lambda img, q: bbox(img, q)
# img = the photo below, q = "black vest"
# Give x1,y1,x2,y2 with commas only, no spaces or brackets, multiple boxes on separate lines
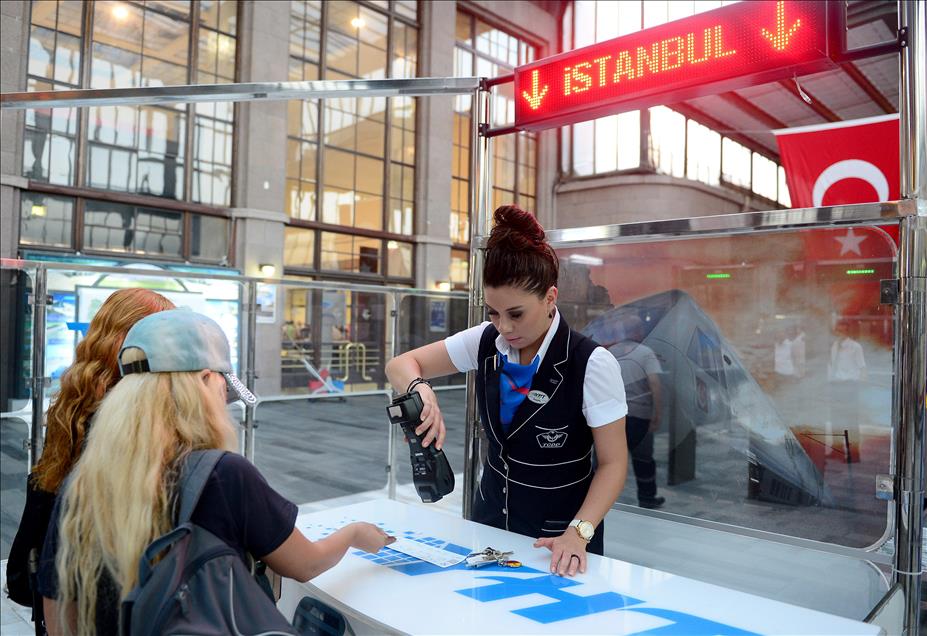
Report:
472,317,604,553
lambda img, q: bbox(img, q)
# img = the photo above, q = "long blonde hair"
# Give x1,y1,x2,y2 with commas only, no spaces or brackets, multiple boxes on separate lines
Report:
36,288,175,493
55,347,237,635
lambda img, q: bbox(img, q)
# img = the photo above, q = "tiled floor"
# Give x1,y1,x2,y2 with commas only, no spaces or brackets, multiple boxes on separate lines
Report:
1,563,34,635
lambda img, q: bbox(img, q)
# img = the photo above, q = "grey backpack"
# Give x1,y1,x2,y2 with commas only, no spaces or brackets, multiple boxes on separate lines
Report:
119,450,298,635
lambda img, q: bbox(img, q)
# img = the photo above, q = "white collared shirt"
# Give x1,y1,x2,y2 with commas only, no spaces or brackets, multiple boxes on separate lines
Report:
444,311,627,427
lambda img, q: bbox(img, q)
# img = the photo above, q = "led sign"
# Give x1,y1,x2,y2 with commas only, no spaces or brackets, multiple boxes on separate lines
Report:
514,1,830,131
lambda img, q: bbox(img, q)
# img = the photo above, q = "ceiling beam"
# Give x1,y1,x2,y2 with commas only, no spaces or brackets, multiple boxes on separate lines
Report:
718,92,787,130
840,62,897,114
670,102,780,162
777,80,841,122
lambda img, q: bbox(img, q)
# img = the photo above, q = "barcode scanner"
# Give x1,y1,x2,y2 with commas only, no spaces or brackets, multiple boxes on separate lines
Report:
386,391,454,503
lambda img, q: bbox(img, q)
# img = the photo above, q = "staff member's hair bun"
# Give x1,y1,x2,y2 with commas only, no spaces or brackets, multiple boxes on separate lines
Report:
484,205,558,296
488,205,546,251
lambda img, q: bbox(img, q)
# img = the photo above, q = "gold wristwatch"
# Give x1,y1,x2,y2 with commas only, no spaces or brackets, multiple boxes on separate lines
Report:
569,519,594,542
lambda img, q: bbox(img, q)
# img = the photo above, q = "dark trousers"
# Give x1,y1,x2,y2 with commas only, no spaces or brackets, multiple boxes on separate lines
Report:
625,416,658,501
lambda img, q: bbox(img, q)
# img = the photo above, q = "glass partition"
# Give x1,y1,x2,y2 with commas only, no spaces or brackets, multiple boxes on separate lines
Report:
397,294,469,387
276,284,395,396
40,266,244,396
555,226,897,548
0,267,36,560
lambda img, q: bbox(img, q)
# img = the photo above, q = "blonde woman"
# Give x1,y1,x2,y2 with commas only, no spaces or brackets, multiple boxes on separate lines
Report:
38,310,393,635
7,288,173,632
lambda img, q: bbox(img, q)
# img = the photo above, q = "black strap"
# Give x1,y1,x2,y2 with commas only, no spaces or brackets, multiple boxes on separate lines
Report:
121,359,150,375
177,450,225,525
406,377,432,394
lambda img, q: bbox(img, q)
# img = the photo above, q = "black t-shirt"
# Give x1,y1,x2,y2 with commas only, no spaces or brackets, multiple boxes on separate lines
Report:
37,453,297,635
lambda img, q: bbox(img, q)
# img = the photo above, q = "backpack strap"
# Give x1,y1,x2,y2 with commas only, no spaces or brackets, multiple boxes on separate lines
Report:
177,449,225,525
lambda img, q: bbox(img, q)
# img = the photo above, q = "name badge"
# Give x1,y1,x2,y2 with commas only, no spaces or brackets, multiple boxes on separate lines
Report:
527,390,549,405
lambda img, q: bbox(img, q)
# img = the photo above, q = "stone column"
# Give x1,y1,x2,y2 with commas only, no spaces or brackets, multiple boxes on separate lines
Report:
232,1,291,396
413,0,456,290
1,1,29,259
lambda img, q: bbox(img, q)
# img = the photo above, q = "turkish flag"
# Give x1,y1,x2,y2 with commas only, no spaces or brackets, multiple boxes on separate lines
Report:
773,114,899,208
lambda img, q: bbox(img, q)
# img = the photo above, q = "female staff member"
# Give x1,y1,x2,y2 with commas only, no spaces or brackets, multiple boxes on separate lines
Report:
39,310,392,634
385,205,628,577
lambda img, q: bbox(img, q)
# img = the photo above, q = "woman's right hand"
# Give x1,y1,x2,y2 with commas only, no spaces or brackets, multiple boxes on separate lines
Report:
413,383,446,450
350,522,395,554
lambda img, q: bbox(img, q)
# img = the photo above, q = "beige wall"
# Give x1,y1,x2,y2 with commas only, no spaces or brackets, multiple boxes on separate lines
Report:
554,174,774,230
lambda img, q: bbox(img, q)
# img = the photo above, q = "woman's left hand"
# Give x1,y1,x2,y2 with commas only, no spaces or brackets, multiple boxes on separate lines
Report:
533,530,588,577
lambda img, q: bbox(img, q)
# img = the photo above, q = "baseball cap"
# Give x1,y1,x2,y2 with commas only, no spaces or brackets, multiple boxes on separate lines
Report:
118,309,257,406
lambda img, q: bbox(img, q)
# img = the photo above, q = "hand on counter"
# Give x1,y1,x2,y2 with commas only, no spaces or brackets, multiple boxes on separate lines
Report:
533,530,588,577
351,522,396,553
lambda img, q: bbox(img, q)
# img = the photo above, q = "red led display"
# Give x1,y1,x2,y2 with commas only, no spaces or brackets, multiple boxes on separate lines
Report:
514,1,830,131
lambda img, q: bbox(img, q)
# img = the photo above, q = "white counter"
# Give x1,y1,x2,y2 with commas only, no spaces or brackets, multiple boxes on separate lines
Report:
278,499,881,635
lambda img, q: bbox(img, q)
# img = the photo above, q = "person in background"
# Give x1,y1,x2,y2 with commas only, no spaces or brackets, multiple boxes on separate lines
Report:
385,205,628,578
828,319,867,462
606,315,665,509
6,288,175,634
38,310,393,635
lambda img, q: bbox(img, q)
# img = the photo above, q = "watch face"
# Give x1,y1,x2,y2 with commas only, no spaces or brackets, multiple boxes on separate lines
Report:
578,521,594,540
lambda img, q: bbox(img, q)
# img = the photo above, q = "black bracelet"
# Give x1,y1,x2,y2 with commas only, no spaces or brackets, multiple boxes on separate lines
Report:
406,377,432,394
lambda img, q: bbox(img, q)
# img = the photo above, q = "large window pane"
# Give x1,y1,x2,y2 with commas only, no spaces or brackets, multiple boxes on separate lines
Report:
752,152,778,201
19,192,73,247
320,232,380,273
722,137,752,188
687,119,720,185
190,214,228,262
83,200,182,257
650,106,686,178
284,226,316,269
386,240,413,278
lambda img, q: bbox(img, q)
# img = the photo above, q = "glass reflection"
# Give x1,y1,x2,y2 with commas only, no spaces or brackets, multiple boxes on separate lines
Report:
558,227,896,547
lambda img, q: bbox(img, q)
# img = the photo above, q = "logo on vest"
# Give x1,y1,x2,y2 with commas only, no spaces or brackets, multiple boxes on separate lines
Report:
536,430,568,449
527,390,549,405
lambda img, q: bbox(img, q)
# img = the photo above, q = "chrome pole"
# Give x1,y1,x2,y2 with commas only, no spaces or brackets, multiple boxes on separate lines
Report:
463,84,492,519
0,77,483,110
243,281,258,461
894,3,926,634
892,215,926,636
28,266,48,470
387,291,400,500
900,0,927,201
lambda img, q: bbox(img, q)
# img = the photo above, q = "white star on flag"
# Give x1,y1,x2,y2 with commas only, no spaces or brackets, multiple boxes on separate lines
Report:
834,228,866,256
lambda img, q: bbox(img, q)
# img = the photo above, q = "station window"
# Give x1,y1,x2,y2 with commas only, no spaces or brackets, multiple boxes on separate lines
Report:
23,0,238,206
19,191,74,248
285,0,418,282
19,190,229,264
453,11,539,248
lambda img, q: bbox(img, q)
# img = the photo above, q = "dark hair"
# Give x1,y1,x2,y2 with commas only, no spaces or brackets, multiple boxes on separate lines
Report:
484,204,558,297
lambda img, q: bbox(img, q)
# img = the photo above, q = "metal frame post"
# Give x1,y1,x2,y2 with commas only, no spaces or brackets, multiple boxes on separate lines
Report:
387,291,401,500
463,84,492,519
243,280,258,461
900,0,927,202
892,214,926,635
29,266,47,470
895,5,927,633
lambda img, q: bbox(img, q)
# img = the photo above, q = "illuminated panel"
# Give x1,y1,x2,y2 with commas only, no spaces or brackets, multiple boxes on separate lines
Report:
514,1,830,131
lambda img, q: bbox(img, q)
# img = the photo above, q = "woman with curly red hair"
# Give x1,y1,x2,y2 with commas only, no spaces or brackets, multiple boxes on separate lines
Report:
386,205,629,578
6,288,174,632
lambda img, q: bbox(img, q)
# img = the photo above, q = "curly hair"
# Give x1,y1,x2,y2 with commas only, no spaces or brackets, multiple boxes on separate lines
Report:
484,204,559,297
34,288,174,493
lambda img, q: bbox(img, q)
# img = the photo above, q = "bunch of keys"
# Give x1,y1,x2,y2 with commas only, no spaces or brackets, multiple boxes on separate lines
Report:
465,547,521,568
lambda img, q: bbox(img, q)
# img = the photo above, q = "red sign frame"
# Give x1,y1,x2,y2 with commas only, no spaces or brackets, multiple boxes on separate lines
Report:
514,1,832,131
